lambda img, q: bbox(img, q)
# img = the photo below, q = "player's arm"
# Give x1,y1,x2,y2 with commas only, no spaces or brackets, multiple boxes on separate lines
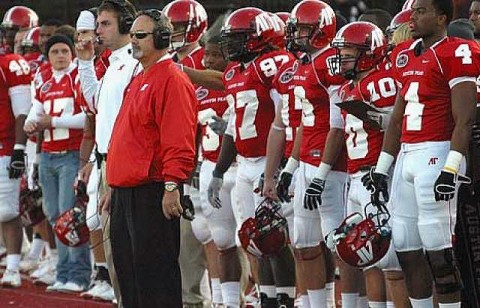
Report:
77,59,100,109
79,114,96,170
182,66,225,91
10,84,31,178
263,93,287,199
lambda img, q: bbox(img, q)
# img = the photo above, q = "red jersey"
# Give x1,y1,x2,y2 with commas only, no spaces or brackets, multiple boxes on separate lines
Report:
0,54,31,156
197,86,229,162
23,52,45,77
223,50,293,157
179,46,205,70
74,49,111,114
339,67,397,174
107,57,197,187
36,68,83,153
273,58,302,157
33,62,52,92
294,47,347,170
393,37,480,143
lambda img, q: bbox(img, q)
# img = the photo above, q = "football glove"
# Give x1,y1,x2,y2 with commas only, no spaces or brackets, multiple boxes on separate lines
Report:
361,167,390,203
276,172,293,203
208,175,223,209
9,149,25,179
434,170,471,202
303,178,325,210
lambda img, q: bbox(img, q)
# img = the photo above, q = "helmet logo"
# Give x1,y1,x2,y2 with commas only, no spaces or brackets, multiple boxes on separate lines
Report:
319,6,335,28
370,28,385,51
255,12,281,36
356,239,374,266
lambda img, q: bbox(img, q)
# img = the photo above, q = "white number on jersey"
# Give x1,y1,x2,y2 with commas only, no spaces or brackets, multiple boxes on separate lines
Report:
259,55,290,78
295,86,315,127
280,92,302,141
9,59,30,76
404,82,424,131
345,114,369,160
455,43,472,65
366,77,396,102
198,108,221,152
228,90,260,140
43,97,75,142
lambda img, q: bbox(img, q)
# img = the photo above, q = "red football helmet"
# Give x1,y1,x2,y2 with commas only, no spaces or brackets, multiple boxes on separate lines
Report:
386,10,413,37
53,181,90,247
21,26,40,48
287,0,336,52
327,202,391,268
220,7,282,62
275,12,290,24
402,0,416,11
1,6,39,30
19,177,45,227
330,21,388,79
269,12,286,49
238,199,289,258
163,0,208,50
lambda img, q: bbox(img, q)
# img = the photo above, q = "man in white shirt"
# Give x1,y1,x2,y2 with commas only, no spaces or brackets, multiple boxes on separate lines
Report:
75,1,138,306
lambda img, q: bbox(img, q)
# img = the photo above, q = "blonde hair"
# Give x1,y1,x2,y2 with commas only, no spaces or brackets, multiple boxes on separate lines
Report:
391,22,412,45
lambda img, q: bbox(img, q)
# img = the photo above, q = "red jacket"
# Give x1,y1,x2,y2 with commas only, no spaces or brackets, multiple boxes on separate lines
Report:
106,57,197,187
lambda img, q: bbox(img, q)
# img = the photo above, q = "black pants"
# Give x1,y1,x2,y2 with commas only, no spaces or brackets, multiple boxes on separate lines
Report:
110,182,182,308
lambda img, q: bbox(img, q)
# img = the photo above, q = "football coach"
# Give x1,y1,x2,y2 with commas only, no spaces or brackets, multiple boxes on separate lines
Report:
106,9,197,308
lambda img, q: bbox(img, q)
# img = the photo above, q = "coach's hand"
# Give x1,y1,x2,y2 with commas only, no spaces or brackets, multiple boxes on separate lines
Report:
304,178,325,210
434,170,471,202
163,190,183,220
9,149,25,179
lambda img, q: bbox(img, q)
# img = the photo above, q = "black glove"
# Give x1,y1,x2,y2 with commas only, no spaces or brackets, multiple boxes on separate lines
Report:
434,170,471,202
276,172,293,203
208,116,228,136
303,178,325,210
182,194,195,221
361,167,390,203
9,149,25,179
472,123,480,147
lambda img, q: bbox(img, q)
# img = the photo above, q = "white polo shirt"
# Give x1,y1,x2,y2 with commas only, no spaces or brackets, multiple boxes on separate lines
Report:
78,43,141,154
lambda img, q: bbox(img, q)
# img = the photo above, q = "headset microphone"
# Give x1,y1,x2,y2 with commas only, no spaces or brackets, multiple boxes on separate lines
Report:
96,37,103,45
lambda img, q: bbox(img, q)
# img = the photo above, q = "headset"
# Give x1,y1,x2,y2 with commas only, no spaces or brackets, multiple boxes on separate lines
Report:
101,0,134,35
141,9,172,50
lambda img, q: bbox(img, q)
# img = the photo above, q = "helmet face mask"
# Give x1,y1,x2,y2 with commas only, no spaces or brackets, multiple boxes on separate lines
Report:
220,30,257,63
238,199,289,258
286,18,314,53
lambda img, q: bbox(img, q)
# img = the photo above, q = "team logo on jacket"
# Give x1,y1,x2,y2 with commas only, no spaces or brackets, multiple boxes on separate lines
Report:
225,68,235,81
196,88,209,101
396,54,408,68
279,62,298,84
40,82,52,93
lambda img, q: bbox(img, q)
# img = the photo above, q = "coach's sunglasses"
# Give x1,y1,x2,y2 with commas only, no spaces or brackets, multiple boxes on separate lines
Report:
129,31,153,39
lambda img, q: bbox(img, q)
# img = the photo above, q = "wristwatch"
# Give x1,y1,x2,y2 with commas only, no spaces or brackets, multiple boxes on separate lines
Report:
164,182,178,192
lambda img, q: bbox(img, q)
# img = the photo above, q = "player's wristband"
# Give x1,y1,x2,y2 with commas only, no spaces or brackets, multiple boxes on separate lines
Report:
271,123,285,131
14,144,26,151
375,152,395,175
443,150,463,173
315,162,332,181
283,157,299,174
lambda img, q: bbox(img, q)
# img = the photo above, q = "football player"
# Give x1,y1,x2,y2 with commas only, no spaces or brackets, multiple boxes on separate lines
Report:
364,0,480,306
320,21,410,308
277,1,347,307
0,6,38,55
0,51,32,287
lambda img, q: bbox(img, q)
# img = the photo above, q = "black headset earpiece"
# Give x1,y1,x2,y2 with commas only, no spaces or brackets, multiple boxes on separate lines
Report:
102,0,134,35
143,9,171,50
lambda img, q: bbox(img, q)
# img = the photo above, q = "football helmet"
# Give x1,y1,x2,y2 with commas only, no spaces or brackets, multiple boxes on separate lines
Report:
53,181,89,247
402,0,416,11
163,0,208,50
275,12,290,24
19,177,45,227
238,199,289,258
269,12,286,49
1,6,39,30
286,0,336,52
386,9,413,37
326,201,391,268
220,7,282,62
330,21,388,80
21,26,40,48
